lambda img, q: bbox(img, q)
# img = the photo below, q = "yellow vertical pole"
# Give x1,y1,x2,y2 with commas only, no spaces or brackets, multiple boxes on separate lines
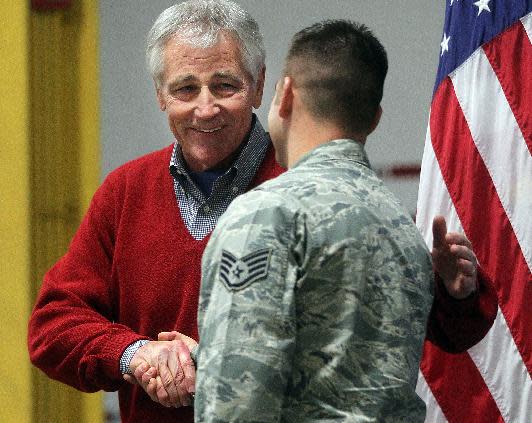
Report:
0,2,32,423
78,2,103,420
0,1,103,422
79,1,102,213
28,1,103,422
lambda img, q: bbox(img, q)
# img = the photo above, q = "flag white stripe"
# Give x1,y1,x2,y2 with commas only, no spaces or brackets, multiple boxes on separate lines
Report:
416,122,463,245
469,308,532,423
450,48,532,271
522,12,532,43
415,370,448,423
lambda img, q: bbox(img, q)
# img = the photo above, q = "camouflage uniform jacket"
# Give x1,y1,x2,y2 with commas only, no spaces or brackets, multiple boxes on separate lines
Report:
195,139,434,422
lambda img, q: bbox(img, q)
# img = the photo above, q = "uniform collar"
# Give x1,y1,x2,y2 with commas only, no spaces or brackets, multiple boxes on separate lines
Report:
291,138,371,170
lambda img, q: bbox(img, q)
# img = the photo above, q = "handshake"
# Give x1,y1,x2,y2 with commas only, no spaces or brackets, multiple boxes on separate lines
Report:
123,331,198,408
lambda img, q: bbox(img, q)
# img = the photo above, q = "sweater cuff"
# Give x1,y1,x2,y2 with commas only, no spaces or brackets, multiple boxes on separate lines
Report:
427,267,497,352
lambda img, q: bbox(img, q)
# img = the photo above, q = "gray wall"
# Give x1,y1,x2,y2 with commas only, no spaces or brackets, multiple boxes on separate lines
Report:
100,0,445,211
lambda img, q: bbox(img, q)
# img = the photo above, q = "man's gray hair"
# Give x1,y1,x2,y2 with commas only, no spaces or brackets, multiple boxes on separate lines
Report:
146,0,265,87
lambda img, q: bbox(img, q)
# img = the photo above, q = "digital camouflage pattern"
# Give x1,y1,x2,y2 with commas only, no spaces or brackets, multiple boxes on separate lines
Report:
195,139,434,422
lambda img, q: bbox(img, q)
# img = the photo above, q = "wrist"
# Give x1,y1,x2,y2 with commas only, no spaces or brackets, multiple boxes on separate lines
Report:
119,339,150,375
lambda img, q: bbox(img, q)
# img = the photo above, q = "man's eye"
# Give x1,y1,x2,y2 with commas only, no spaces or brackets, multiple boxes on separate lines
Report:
214,83,238,91
175,86,196,93
212,83,239,96
170,86,198,100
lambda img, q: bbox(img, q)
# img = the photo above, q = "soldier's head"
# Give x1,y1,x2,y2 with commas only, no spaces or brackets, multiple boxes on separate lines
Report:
147,0,266,171
268,20,387,167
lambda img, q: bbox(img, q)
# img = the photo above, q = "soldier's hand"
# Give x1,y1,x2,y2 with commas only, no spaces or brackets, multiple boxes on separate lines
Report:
158,330,198,351
432,215,478,299
158,331,197,400
151,340,196,406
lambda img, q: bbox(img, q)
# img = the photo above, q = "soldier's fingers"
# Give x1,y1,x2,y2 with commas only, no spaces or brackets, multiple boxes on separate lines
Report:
166,341,186,406
172,358,191,407
176,340,196,395
166,341,191,407
432,216,448,250
153,376,173,407
158,331,178,341
157,346,179,406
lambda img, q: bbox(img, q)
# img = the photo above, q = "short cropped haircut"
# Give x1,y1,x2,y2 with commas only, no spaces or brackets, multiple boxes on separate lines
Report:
285,20,388,134
146,0,265,87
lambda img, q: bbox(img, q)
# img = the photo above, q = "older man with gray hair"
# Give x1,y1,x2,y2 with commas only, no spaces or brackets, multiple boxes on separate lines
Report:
28,1,282,422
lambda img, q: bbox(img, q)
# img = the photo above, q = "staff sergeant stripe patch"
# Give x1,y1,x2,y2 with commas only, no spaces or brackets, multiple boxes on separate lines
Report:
219,248,272,291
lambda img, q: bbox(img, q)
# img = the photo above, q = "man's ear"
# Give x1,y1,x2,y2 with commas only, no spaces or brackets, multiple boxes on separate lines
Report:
278,76,294,119
252,66,266,109
367,105,382,135
156,85,166,111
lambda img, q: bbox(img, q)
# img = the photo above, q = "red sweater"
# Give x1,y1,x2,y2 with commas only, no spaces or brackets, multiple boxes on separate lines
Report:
28,143,284,423
28,142,496,422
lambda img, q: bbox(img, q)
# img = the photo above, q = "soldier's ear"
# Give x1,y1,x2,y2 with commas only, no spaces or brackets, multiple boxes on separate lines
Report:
278,76,293,119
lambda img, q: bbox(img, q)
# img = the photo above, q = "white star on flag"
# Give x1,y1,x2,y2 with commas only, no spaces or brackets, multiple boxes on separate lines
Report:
440,33,451,56
474,0,491,15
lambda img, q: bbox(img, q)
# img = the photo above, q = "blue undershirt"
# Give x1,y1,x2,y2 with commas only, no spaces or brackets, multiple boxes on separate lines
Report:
189,168,227,197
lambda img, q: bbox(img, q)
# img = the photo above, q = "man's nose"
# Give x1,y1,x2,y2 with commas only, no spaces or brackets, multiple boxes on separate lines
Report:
194,87,220,119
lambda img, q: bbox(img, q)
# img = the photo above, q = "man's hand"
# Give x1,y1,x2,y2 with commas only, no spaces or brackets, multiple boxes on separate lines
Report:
122,340,195,408
432,215,478,299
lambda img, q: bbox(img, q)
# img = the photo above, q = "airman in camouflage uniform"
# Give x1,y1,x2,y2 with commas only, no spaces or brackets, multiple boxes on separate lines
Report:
194,20,434,422
195,140,434,422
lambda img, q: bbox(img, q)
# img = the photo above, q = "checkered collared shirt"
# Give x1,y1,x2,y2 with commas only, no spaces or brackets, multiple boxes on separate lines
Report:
169,115,270,240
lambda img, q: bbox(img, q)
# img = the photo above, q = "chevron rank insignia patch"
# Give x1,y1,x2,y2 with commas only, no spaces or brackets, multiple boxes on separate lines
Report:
219,248,272,291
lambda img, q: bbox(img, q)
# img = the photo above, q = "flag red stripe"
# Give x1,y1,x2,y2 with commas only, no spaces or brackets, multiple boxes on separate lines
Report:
420,342,503,423
431,77,532,373
483,21,532,154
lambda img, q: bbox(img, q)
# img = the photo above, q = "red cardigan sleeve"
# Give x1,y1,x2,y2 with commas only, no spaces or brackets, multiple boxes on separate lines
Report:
27,175,148,392
426,268,498,353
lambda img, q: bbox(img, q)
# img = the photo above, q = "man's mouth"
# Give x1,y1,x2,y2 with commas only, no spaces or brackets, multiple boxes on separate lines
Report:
194,127,223,133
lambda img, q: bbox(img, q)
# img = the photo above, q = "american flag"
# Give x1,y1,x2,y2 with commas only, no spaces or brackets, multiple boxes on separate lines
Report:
415,1,532,422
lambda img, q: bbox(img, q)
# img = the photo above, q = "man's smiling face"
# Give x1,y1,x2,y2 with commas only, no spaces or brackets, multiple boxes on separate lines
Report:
157,31,264,171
